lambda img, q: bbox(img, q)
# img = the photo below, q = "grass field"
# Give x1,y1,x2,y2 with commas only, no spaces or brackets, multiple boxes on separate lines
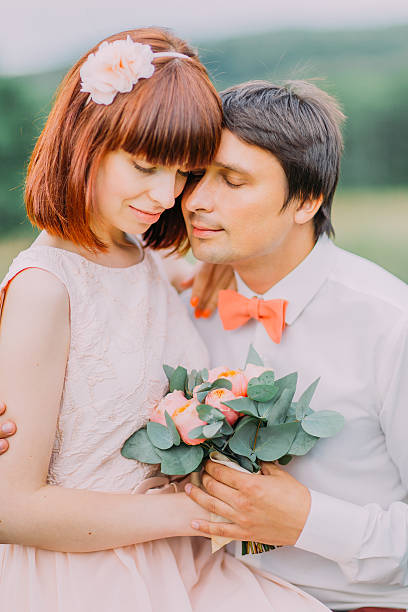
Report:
1,188,407,282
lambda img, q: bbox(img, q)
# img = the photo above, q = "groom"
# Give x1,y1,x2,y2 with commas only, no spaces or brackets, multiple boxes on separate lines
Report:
181,81,408,612
1,80,407,611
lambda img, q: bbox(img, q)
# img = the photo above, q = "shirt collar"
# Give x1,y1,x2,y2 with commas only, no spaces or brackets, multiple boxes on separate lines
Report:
235,235,335,325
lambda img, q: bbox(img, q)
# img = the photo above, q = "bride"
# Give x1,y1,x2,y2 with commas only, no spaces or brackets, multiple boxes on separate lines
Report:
0,27,328,611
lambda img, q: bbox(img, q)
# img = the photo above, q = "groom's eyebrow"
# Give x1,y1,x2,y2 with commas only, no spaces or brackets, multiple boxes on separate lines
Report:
213,160,250,175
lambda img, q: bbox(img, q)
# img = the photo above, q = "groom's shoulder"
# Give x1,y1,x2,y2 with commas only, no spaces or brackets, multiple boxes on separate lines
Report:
329,243,408,315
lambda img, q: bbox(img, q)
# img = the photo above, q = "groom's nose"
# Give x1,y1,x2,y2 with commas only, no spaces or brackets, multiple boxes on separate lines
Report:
182,175,215,214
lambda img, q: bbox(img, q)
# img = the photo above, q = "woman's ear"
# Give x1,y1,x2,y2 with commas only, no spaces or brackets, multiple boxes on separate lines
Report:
294,195,324,225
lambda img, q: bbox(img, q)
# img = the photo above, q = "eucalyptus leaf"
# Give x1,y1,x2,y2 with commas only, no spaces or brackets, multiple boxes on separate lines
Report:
247,380,277,402
121,428,161,463
195,381,214,403
200,368,209,382
221,421,234,435
169,366,188,392
255,421,300,461
146,421,173,450
245,344,264,367
228,419,258,460
277,454,293,465
274,372,298,398
185,369,198,398
302,410,345,438
210,378,233,392
288,426,318,455
236,455,259,472
157,444,204,475
234,415,258,432
163,364,175,383
203,421,224,438
197,404,225,423
188,425,205,439
266,388,294,426
296,378,320,420
222,397,259,418
211,436,228,449
164,411,181,446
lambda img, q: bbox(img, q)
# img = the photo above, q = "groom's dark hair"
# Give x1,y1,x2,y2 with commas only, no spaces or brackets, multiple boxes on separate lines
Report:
220,80,345,238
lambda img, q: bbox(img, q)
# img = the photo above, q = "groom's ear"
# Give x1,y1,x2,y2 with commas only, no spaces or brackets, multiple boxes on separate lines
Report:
293,195,324,226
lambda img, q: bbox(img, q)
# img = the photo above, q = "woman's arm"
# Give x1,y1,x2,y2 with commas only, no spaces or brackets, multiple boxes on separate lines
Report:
0,269,208,553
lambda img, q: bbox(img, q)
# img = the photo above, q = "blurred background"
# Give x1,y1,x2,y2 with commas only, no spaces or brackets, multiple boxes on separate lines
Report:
1,0,407,280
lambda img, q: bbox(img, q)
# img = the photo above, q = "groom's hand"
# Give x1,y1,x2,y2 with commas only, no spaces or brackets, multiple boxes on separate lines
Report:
185,460,311,546
0,402,17,454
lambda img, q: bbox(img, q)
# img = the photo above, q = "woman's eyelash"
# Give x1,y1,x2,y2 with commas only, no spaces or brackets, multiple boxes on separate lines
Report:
133,162,156,174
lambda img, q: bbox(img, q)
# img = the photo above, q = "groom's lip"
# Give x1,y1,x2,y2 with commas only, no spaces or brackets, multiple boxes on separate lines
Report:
191,224,224,238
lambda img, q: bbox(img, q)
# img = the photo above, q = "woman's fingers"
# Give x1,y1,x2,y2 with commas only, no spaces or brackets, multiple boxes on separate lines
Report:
0,402,17,440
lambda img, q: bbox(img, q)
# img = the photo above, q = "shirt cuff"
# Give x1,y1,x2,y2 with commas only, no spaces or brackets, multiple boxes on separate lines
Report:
294,489,368,563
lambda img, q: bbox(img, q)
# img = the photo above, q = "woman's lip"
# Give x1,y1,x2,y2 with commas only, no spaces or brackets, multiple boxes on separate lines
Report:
129,205,162,223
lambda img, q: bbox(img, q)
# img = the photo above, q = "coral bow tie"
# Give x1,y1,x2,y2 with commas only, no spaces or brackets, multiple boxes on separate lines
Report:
218,290,288,344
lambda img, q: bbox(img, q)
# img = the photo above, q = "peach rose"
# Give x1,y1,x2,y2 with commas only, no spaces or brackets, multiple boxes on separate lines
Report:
80,36,155,105
171,398,207,445
150,391,207,445
208,367,248,397
205,388,241,425
150,390,187,427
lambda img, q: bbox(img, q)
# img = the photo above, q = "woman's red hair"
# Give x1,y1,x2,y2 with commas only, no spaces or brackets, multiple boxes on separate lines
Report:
25,28,222,252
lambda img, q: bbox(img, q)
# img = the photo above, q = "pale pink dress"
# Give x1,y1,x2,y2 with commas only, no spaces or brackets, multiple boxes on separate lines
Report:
0,238,329,612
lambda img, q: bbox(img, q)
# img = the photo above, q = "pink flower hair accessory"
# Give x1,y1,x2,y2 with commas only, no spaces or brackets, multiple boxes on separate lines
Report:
80,35,191,105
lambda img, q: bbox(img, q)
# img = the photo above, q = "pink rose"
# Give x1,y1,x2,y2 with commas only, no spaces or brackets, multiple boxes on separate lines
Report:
244,364,270,381
150,390,187,427
205,388,241,425
208,367,248,397
172,399,207,445
150,391,206,445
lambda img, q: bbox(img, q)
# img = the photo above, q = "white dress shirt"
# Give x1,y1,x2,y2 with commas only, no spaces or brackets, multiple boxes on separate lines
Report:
187,236,408,610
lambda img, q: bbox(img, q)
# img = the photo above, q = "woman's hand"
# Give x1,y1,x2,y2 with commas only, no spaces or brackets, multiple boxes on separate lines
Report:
0,402,16,455
188,263,236,319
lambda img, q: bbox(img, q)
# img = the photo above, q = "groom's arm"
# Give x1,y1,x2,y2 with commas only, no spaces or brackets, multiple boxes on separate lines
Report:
187,316,408,587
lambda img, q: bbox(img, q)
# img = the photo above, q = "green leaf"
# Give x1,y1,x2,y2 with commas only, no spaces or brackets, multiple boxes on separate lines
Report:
165,411,181,446
203,421,224,438
288,427,318,455
163,364,175,383
222,397,259,418
221,421,234,435
197,404,224,422
157,444,204,475
121,428,161,463
255,422,300,461
188,425,205,440
169,366,188,392
146,421,173,450
235,455,259,472
296,378,320,420
185,369,198,398
195,381,213,403
247,372,277,402
245,344,264,367
302,410,345,438
210,378,233,392
277,454,293,465
274,372,298,398
211,436,228,449
266,388,294,426
200,368,209,382
228,419,258,460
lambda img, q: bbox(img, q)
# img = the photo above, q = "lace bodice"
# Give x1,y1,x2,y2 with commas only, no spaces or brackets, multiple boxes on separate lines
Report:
0,240,209,492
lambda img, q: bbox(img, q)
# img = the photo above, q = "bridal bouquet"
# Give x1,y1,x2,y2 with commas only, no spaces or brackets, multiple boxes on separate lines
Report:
122,346,344,554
